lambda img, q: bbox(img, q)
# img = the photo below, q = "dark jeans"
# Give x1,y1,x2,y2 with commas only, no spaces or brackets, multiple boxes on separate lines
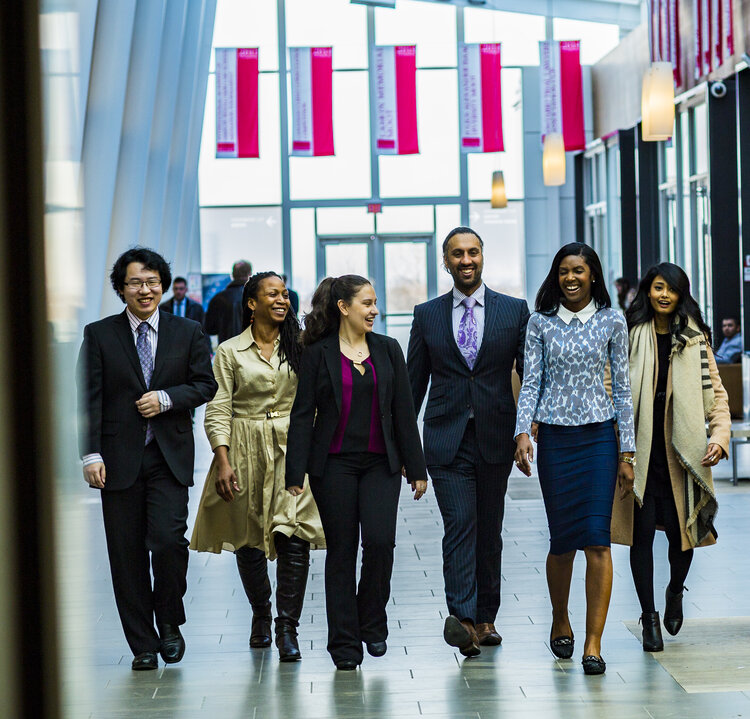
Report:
310,452,401,664
429,420,512,624
101,441,189,655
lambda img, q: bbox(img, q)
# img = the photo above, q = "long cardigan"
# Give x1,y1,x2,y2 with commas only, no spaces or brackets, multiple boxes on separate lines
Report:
611,324,731,550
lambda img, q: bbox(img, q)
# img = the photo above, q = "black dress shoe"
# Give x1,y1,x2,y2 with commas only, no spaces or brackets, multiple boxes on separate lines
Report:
335,660,359,671
132,652,158,671
582,655,606,675
640,611,664,652
157,624,185,664
664,586,686,636
549,633,575,659
366,641,387,657
249,614,272,648
443,616,481,657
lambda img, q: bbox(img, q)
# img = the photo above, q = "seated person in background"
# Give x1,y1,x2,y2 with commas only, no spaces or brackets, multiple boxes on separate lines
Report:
715,316,742,364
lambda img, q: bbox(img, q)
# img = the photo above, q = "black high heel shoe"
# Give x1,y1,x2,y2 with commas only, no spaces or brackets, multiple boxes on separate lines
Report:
664,585,686,636
639,611,664,652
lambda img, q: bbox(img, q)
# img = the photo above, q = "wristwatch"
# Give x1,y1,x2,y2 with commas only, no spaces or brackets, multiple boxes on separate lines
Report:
619,455,636,466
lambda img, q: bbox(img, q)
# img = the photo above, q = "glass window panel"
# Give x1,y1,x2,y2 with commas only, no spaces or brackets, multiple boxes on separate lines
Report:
289,71,371,200
664,138,677,182
325,243,369,277
385,242,428,312
435,204,461,293
468,69,523,200
376,205,433,234
286,0,368,69
375,0,456,68
199,73,281,205
379,70,459,198
290,208,317,312
200,206,283,274
681,110,691,175
316,206,374,235
694,103,708,175
464,9,546,66
469,201,525,298
211,0,278,72
553,18,620,65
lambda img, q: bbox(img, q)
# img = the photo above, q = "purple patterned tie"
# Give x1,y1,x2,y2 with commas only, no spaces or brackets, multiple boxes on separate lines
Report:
136,322,154,445
457,296,478,370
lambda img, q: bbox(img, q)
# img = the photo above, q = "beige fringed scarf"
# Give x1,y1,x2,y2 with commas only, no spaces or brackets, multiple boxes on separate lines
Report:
629,319,718,547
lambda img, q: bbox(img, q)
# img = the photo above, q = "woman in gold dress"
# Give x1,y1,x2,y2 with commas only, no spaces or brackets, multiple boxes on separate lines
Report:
190,272,324,662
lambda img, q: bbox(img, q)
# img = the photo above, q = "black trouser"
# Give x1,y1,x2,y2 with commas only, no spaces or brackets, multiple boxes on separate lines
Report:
428,420,512,624
101,441,189,655
310,452,401,664
630,492,694,613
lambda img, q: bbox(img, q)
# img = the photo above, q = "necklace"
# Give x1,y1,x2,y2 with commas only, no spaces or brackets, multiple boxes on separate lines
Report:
339,334,366,359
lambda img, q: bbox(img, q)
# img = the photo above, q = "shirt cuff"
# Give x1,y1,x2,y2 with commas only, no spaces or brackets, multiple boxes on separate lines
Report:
82,453,103,466
209,434,232,451
158,391,172,412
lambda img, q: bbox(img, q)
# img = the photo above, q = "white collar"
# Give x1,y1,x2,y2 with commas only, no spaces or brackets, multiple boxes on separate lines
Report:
557,299,597,325
452,283,486,308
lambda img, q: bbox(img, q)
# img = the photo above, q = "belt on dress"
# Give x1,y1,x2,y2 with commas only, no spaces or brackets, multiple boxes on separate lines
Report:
232,410,289,420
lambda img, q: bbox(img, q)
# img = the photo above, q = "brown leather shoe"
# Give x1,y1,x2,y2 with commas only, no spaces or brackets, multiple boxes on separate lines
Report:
443,616,481,657
476,622,502,646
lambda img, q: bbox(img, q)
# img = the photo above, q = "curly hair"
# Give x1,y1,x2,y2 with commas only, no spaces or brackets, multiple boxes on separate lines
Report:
301,275,371,346
241,272,302,374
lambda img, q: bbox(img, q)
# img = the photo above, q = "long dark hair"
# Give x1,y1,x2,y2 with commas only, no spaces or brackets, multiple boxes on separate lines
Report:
301,275,371,346
241,272,302,374
625,262,712,349
535,242,611,315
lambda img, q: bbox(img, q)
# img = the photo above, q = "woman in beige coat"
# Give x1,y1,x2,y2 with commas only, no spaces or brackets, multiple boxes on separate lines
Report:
190,272,324,662
612,263,730,652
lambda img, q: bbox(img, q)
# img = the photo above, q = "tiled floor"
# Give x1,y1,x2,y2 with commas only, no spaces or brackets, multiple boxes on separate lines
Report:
57,413,750,718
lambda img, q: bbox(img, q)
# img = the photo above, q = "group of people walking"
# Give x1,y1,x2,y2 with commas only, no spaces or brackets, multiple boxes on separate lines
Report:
77,230,730,677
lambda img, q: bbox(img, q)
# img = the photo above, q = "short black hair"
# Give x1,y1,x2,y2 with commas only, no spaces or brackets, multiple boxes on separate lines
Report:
173,276,187,286
722,316,741,325
110,247,172,302
442,226,483,254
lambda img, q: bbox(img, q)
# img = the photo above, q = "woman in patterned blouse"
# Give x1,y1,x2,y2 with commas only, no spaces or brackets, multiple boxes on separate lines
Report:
514,243,635,676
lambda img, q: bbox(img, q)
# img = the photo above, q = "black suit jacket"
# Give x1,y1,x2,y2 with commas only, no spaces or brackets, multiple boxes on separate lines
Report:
286,332,427,487
161,296,205,323
205,281,245,344
407,287,529,467
77,310,218,490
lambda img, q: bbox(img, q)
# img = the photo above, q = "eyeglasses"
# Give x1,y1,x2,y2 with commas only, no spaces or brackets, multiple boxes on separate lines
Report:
124,278,162,290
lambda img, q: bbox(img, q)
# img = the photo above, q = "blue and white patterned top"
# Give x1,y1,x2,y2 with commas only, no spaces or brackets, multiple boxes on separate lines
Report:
514,304,636,452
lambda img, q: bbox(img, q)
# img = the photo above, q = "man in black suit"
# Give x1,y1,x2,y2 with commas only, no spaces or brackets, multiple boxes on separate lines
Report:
407,227,529,657
205,260,251,344
77,248,217,670
161,276,212,356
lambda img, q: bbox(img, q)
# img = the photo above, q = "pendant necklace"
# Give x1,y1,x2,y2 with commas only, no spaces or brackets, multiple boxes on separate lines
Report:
339,334,365,363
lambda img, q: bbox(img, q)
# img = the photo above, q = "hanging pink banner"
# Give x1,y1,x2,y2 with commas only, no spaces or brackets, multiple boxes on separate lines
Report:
724,0,735,59
702,0,712,73
289,47,334,157
458,43,504,153
215,48,259,158
539,41,585,152
694,0,702,78
712,0,722,69
373,45,419,155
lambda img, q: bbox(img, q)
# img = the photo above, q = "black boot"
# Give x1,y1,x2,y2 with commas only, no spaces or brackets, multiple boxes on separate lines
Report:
236,546,272,648
664,585,686,636
640,611,664,652
274,533,310,662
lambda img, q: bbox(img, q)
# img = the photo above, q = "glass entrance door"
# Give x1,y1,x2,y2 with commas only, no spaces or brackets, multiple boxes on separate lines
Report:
317,233,437,350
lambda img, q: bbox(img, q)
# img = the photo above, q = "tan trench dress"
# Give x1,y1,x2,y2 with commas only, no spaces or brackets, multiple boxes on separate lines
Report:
611,329,730,551
190,327,325,560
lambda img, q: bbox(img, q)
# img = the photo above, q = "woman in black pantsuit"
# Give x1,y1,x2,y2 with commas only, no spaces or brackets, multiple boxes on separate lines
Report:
286,274,428,670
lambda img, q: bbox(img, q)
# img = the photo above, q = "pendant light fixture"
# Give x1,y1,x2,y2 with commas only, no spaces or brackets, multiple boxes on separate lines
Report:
542,133,566,186
490,170,508,208
641,62,674,141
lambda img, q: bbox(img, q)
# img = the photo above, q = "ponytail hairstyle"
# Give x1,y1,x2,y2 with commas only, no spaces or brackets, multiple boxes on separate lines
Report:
625,262,712,350
241,271,302,374
301,274,371,346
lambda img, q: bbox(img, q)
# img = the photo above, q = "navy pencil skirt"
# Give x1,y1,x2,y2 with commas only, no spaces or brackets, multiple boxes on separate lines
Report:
536,419,618,555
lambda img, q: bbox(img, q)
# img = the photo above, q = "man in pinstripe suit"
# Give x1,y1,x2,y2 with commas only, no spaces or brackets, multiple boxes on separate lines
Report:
407,227,529,657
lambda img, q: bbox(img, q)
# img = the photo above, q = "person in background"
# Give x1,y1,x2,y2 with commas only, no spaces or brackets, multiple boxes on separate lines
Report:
77,248,217,671
407,226,529,658
281,274,300,316
514,242,635,676
615,277,637,311
191,272,324,662
714,316,742,364
161,276,211,356
612,263,730,653
286,274,427,671
205,260,252,344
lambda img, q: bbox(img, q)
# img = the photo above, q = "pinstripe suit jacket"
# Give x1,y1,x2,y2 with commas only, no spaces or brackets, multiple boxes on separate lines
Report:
407,287,529,467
